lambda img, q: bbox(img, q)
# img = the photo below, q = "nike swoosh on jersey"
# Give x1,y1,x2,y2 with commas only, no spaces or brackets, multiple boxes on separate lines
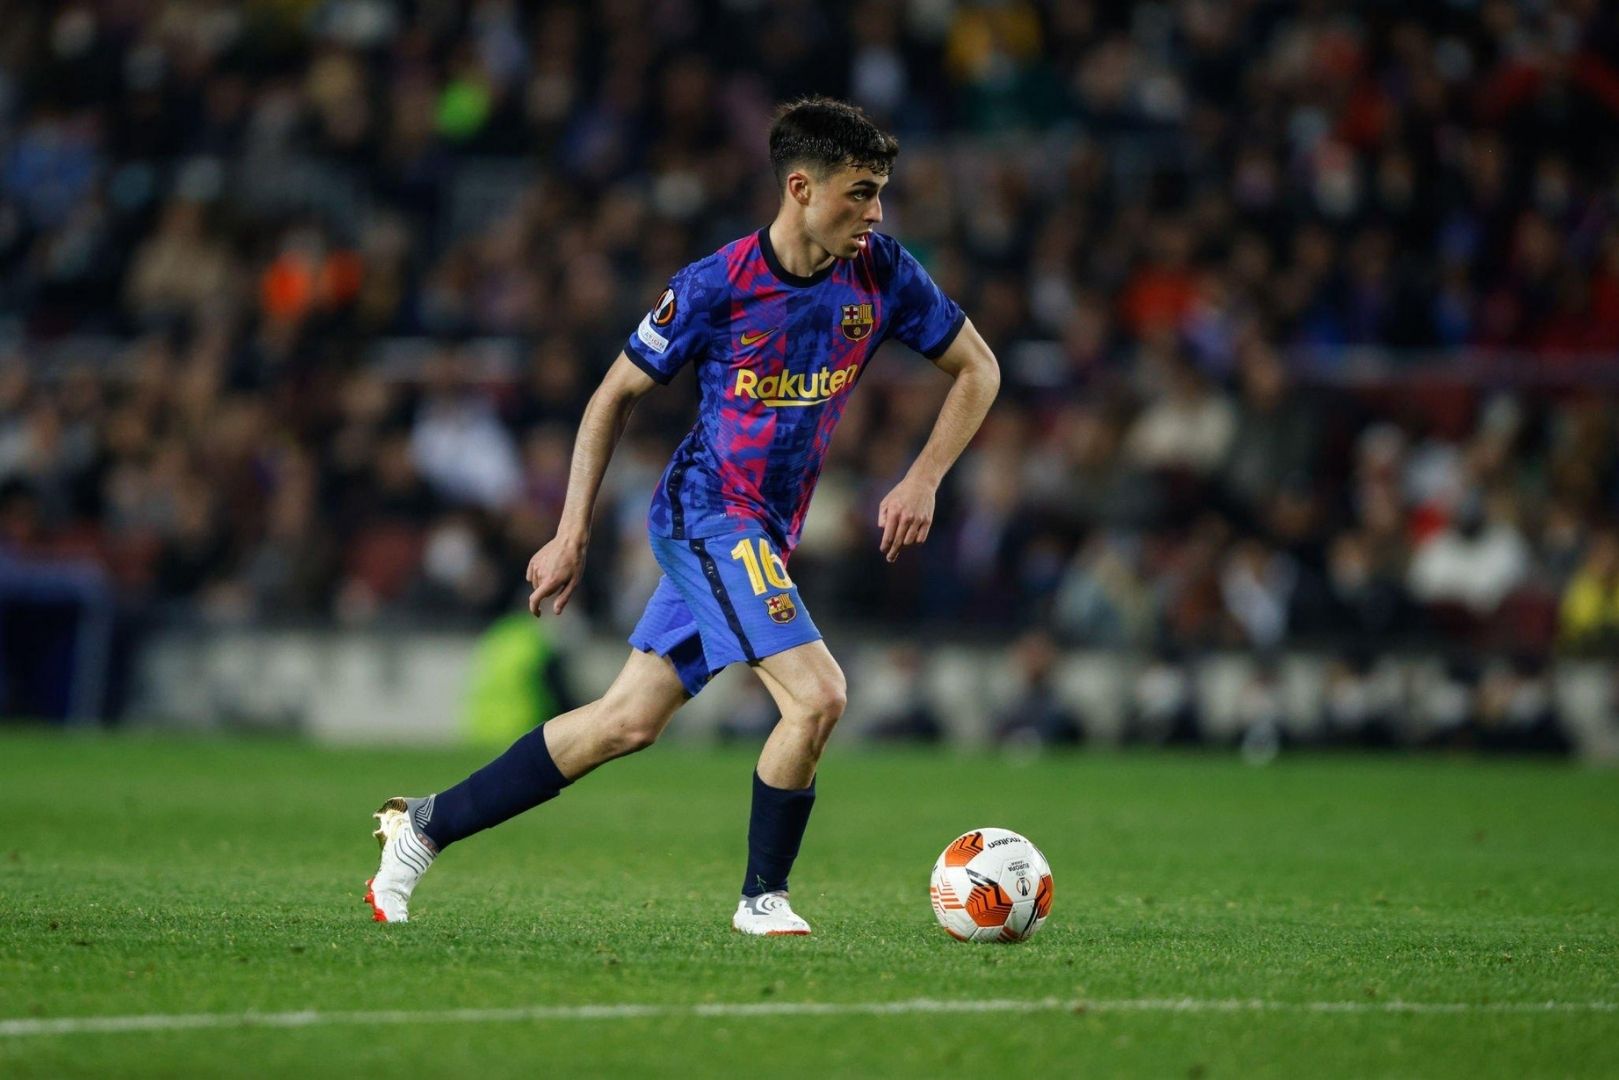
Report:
739,328,778,346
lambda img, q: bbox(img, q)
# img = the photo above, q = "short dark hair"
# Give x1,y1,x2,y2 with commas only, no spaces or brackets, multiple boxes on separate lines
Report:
769,97,899,191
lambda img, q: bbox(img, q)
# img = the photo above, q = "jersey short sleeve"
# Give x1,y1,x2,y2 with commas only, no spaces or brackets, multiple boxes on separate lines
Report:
879,237,966,359
624,260,721,383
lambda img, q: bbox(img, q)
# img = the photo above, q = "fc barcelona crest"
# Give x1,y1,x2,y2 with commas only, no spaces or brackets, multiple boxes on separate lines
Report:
766,593,797,624
840,303,874,341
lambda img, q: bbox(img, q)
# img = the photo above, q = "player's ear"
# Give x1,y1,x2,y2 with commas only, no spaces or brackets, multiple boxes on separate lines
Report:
786,170,813,207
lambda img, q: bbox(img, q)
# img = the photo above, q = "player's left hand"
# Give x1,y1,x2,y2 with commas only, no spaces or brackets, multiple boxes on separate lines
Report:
877,476,936,563
526,534,586,617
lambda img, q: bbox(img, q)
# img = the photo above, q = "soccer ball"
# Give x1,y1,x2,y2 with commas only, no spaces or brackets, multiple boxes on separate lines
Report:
929,828,1053,943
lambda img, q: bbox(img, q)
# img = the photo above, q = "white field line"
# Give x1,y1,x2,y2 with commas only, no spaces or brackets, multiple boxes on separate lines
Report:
2,997,1616,1038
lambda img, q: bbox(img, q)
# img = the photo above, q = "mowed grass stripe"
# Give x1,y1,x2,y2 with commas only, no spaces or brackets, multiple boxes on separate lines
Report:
5,996,1617,1038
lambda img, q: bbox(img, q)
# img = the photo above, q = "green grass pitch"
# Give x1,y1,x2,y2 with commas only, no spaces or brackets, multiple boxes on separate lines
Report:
1,730,1616,1077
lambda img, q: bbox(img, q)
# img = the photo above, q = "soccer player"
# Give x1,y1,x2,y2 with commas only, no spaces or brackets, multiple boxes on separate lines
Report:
365,97,1000,934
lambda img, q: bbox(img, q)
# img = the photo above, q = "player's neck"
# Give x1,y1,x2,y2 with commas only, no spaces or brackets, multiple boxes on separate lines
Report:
766,218,835,280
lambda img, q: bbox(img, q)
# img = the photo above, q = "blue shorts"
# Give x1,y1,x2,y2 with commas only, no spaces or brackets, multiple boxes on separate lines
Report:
628,531,823,697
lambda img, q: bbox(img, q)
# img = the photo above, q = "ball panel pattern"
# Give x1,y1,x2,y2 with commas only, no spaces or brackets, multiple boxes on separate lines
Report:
943,831,984,867
964,876,1014,928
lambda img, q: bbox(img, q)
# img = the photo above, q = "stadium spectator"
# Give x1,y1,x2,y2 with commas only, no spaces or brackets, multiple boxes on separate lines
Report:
1125,647,1200,746
864,644,946,745
1220,343,1318,523
1325,529,1414,649
409,352,522,511
993,631,1083,748
1560,530,1619,654
1407,489,1532,625
1220,538,1297,651
1122,359,1235,478
1052,531,1154,648
124,200,242,329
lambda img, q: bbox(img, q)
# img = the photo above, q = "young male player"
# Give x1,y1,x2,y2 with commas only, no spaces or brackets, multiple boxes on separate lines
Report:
365,97,1000,934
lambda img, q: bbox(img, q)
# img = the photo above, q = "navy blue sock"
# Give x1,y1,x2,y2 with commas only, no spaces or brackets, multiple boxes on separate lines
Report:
416,725,571,851
741,771,816,897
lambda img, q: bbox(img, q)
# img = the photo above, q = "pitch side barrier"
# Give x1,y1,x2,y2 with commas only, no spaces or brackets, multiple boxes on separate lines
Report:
118,626,1617,757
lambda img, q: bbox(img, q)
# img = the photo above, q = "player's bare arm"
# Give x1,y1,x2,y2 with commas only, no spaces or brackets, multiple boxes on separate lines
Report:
527,352,659,616
877,318,1000,562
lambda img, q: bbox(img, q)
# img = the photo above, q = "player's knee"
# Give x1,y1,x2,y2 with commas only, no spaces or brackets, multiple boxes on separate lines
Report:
800,672,847,734
595,702,666,757
618,720,662,755
821,680,848,725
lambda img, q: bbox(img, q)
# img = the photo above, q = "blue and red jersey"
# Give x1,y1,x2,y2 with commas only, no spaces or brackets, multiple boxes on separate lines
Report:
623,228,964,555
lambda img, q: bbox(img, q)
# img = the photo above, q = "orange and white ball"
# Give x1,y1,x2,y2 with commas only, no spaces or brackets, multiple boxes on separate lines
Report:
929,828,1053,943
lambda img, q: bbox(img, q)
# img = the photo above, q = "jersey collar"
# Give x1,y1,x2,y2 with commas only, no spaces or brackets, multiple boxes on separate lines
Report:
757,228,837,288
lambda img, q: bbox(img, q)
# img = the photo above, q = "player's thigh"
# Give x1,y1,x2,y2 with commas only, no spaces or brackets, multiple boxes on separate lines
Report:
753,639,847,720
598,647,691,735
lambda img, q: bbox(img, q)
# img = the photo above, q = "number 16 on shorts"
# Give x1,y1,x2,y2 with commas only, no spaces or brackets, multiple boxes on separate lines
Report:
646,531,823,666
729,537,792,595
731,537,799,626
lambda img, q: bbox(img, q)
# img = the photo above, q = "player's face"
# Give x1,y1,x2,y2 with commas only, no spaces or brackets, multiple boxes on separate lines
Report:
805,166,887,259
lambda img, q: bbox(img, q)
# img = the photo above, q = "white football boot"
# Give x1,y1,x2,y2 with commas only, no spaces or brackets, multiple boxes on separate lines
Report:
731,891,812,936
364,796,438,923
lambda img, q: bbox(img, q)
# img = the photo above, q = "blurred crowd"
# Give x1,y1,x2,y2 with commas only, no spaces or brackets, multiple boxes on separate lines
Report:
2,0,1618,678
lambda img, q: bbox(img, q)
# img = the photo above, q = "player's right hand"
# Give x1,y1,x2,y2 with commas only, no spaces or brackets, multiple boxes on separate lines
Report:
526,535,586,617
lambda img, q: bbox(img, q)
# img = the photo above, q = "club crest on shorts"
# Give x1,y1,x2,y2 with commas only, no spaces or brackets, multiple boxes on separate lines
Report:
766,593,797,624
840,303,874,341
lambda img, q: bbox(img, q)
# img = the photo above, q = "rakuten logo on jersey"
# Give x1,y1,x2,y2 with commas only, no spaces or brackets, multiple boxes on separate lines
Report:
732,364,860,408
